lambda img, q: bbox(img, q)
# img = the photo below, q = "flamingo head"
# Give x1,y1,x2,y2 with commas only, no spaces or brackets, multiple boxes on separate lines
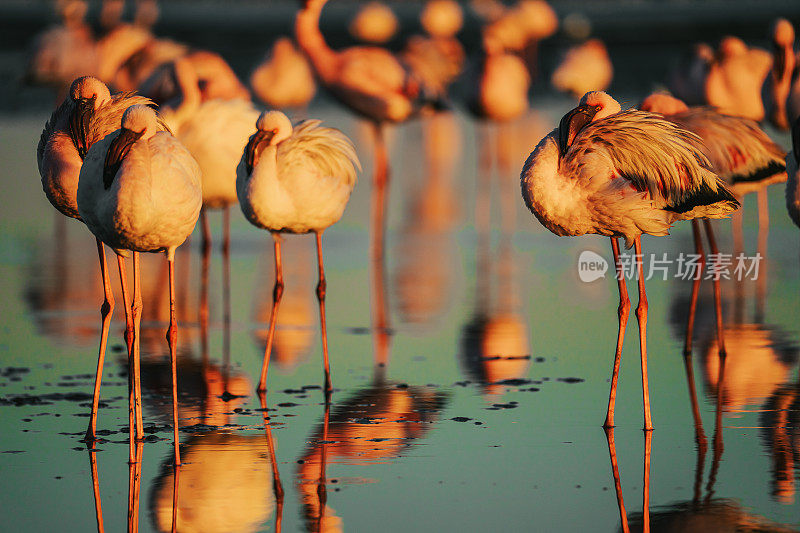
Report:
558,91,620,155
771,19,795,80
102,105,157,190
245,111,293,174
68,76,111,159
639,93,689,116
717,36,747,59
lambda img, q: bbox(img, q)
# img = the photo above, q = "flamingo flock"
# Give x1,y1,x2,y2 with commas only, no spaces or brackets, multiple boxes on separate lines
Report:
29,0,800,506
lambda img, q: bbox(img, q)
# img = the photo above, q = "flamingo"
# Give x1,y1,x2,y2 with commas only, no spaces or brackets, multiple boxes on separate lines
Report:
551,38,613,98
639,92,786,354
669,43,714,106
249,37,317,112
766,19,796,131
421,0,463,39
348,2,399,45
236,110,360,395
789,117,800,229
520,91,740,430
77,104,202,465
37,76,166,443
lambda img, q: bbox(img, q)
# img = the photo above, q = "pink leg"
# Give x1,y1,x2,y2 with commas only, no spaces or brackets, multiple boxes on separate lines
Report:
683,220,706,355
116,256,135,463
702,220,726,357
604,238,630,428
88,449,105,533
85,238,116,442
315,231,332,396
259,392,284,531
222,206,232,380
131,253,143,441
166,255,181,466
257,234,284,393
643,429,652,532
634,237,653,431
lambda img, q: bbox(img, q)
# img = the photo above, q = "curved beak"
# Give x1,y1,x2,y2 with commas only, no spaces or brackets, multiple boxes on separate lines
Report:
103,128,144,189
245,129,276,175
558,104,599,156
69,96,96,160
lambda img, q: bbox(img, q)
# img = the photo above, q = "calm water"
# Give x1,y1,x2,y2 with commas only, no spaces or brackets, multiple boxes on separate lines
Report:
2,13,800,533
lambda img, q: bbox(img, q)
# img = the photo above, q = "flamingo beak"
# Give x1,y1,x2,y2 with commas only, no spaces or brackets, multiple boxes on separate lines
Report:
69,95,96,160
245,129,276,175
103,128,144,190
558,104,599,156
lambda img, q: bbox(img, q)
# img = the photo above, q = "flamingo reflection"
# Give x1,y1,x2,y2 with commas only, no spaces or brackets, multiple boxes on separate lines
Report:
760,378,800,504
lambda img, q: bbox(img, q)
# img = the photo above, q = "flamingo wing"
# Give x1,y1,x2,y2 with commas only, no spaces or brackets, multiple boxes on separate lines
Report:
565,109,738,214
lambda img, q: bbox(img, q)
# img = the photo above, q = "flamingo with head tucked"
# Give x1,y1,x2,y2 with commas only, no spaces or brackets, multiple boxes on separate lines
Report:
520,91,740,430
640,92,786,355
77,104,202,465
236,110,360,395
37,76,165,443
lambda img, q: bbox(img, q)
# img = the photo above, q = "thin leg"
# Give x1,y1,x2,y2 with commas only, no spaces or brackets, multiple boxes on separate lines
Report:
127,441,144,533
131,253,143,441
756,188,769,323
200,207,211,255
634,237,653,431
604,428,629,533
475,123,492,236
170,465,181,533
682,350,708,503
643,430,652,533
117,256,135,463
731,206,744,257
88,449,105,533
85,239,116,443
315,231,333,396
222,206,232,387
604,238,630,428
257,234,284,393
684,220,706,355
317,400,331,533
166,255,181,466
199,233,211,365
705,351,726,501
702,220,726,357
370,122,390,266
497,122,517,235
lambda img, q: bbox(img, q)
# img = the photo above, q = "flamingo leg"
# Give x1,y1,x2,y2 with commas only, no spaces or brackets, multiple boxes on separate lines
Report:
702,220,726,357
634,236,653,431
85,238,116,443
604,237,630,428
755,188,769,323
315,231,332,396
88,449,105,533
705,350,726,501
683,348,708,503
131,252,144,441
199,231,211,366
170,464,181,533
370,125,390,368
257,234,284,393
683,220,706,355
317,400,331,532
222,206,232,388
604,428,629,533
166,254,182,466
116,255,135,463
127,441,144,533
200,207,211,255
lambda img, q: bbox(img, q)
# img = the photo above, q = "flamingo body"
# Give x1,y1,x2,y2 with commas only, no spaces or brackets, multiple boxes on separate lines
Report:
250,37,316,110
77,106,201,259
521,92,739,247
551,39,613,97
236,112,360,234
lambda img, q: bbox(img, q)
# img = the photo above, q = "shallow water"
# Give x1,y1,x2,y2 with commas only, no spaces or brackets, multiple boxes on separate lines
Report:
2,11,800,531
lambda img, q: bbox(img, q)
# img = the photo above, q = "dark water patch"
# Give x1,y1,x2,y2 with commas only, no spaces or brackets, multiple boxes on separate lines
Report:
2,450,25,454
487,402,518,410
495,378,532,386
220,391,246,401
451,417,472,422
0,391,93,406
1,367,30,378
277,402,299,408
557,378,585,384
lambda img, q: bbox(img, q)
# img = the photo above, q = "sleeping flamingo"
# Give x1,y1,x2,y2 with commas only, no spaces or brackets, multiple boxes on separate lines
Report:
520,91,740,430
37,76,165,443
236,110,360,395
639,92,786,354
77,104,202,465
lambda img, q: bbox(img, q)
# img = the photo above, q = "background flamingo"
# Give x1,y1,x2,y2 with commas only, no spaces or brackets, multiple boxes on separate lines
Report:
348,2,398,45
789,117,800,229
551,38,613,97
249,37,317,112
521,91,740,430
77,104,202,465
236,110,359,395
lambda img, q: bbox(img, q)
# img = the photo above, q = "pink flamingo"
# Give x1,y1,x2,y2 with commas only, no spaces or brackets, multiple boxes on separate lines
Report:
37,76,164,443
551,38,613,98
640,92,786,354
249,37,317,112
520,91,740,430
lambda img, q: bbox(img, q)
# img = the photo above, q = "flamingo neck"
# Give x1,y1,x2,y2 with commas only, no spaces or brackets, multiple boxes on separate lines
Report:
170,59,202,127
295,0,338,81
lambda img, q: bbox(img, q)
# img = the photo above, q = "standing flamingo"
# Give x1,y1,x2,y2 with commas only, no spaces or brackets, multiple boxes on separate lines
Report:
520,91,740,429
249,37,316,112
236,110,360,395
77,104,202,465
639,92,786,354
551,38,613,97
348,2,399,45
766,19,796,131
37,76,165,443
